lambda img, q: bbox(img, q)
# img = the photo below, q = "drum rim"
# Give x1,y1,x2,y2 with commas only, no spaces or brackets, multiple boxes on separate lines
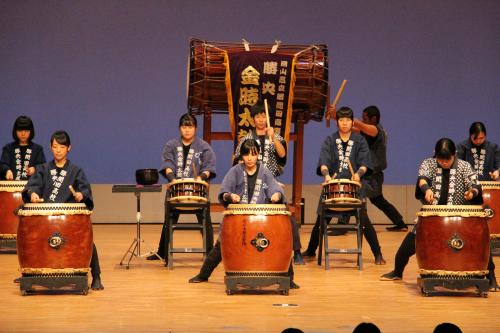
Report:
167,178,209,188
0,180,28,192
480,181,500,189
169,196,208,202
322,179,361,186
17,203,92,216
417,205,487,217
224,204,290,216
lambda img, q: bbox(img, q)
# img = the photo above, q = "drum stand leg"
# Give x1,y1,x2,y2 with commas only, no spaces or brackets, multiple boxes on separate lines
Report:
0,238,17,254
20,274,89,295
119,192,161,269
417,276,490,297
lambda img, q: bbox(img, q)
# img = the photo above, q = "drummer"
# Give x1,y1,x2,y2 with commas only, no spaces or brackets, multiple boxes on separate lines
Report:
22,130,104,290
147,113,216,262
456,122,499,181
301,107,386,265
234,102,304,265
380,138,498,291
1,116,46,180
188,138,299,289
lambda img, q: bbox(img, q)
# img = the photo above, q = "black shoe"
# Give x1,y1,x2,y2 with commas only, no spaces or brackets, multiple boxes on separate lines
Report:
386,224,408,232
290,281,300,289
91,276,104,290
146,253,163,260
380,270,402,281
489,271,499,292
327,229,348,236
189,274,208,283
13,277,21,283
375,253,386,265
301,250,316,258
293,250,305,265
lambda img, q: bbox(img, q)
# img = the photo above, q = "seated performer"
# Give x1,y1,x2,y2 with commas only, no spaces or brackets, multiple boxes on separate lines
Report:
148,113,216,262
234,102,304,265
22,130,104,290
380,138,498,291
456,121,499,181
188,138,299,289
301,107,386,265
1,116,46,180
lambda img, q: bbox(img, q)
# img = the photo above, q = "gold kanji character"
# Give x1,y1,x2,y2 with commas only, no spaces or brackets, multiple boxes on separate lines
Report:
238,107,255,127
263,61,278,75
280,68,287,75
278,84,285,92
277,93,284,101
238,129,249,141
262,81,276,95
239,87,260,106
276,102,284,110
280,60,288,67
241,66,260,85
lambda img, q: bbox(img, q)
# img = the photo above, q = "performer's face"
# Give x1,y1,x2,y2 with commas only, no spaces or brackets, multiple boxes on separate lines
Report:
180,125,196,142
253,113,267,130
51,140,70,163
470,132,486,147
437,155,454,169
242,151,258,169
337,117,353,134
16,130,30,145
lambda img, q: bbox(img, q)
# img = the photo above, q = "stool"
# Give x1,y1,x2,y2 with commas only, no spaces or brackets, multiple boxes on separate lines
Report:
165,200,211,270
317,200,365,270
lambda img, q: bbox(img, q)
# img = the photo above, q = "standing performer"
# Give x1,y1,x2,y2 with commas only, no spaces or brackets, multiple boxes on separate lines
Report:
234,102,304,265
1,116,46,180
148,113,216,262
380,138,498,291
22,130,104,290
456,121,499,181
301,107,386,264
188,139,299,289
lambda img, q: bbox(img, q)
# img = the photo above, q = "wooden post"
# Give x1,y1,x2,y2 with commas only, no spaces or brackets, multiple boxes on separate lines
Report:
292,111,305,224
203,106,212,144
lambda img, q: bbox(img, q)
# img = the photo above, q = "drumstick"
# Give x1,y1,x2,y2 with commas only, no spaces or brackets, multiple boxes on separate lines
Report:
345,158,355,178
327,80,348,127
69,185,77,198
264,99,273,141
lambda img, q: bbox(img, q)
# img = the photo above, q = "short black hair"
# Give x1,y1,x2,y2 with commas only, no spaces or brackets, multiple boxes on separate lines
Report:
250,101,266,118
434,138,456,159
336,106,353,120
12,116,35,143
178,113,197,128
50,130,71,147
363,105,380,124
353,322,381,333
433,323,462,333
469,121,486,139
240,138,260,156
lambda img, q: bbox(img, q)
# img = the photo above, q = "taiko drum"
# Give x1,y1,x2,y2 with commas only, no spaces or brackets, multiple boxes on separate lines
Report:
0,181,27,240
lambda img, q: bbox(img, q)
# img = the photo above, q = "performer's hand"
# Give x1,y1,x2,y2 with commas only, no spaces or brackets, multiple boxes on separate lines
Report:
424,189,434,204
270,192,281,203
490,170,499,181
230,193,240,203
464,188,477,201
31,192,43,203
324,175,332,183
74,192,84,202
327,104,337,120
5,170,14,180
266,127,274,139
27,166,36,176
352,173,361,182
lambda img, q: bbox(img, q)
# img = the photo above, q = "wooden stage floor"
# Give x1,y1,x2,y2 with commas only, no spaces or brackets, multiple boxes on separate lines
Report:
0,224,498,333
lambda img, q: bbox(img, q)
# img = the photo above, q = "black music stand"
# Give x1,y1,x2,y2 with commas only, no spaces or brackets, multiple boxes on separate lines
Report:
112,184,162,269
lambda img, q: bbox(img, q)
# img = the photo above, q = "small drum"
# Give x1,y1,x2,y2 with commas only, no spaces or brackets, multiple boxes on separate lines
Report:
16,203,93,276
322,179,361,210
167,178,208,208
481,181,500,240
416,205,490,279
221,204,292,275
0,180,27,240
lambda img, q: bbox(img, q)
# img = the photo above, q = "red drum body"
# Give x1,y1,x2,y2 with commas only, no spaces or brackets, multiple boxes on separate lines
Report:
0,181,27,240
167,178,208,209
16,203,93,275
221,204,292,275
481,181,500,239
416,205,490,278
322,179,361,210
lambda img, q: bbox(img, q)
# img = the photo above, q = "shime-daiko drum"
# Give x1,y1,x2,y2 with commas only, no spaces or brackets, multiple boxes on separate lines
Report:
416,205,491,296
480,181,500,249
321,178,361,211
166,178,208,210
221,204,292,295
0,181,27,251
16,203,93,295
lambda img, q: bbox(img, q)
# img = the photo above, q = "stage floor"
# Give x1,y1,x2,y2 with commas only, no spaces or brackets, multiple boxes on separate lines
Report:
0,224,498,333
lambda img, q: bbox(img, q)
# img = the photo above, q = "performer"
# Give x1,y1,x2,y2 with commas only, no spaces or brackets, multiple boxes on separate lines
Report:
301,107,386,265
188,139,299,289
1,116,46,180
380,138,498,291
22,130,104,290
456,121,499,181
147,113,216,262
234,102,304,265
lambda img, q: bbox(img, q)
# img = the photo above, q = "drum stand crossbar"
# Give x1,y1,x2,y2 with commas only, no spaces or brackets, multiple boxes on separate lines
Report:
224,275,290,295
20,274,89,296
0,238,17,254
112,185,163,269
417,276,489,297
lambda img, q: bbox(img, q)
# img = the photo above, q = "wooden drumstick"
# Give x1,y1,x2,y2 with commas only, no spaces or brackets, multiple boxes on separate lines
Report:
345,158,355,178
327,80,348,127
264,99,273,141
69,185,77,198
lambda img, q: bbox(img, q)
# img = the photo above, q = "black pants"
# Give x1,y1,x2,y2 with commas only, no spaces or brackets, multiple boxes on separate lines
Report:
368,172,406,227
90,244,101,278
305,206,382,257
393,231,496,278
290,214,302,251
156,208,214,259
197,239,295,281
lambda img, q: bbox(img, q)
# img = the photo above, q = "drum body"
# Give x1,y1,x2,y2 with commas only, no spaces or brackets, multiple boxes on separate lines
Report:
221,204,292,275
0,181,27,239
167,178,208,208
481,181,500,239
16,203,93,275
322,179,361,210
416,205,490,277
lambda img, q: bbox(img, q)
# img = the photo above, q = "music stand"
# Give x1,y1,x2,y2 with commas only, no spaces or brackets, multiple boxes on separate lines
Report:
112,184,163,269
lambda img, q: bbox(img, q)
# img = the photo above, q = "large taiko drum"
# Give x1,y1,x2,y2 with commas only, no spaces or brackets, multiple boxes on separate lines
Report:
481,181,500,241
416,205,490,279
0,180,27,240
321,179,361,211
221,204,292,275
16,203,93,276
166,178,208,210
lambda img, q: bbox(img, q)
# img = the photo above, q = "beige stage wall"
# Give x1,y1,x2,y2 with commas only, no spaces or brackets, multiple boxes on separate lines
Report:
92,184,421,225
